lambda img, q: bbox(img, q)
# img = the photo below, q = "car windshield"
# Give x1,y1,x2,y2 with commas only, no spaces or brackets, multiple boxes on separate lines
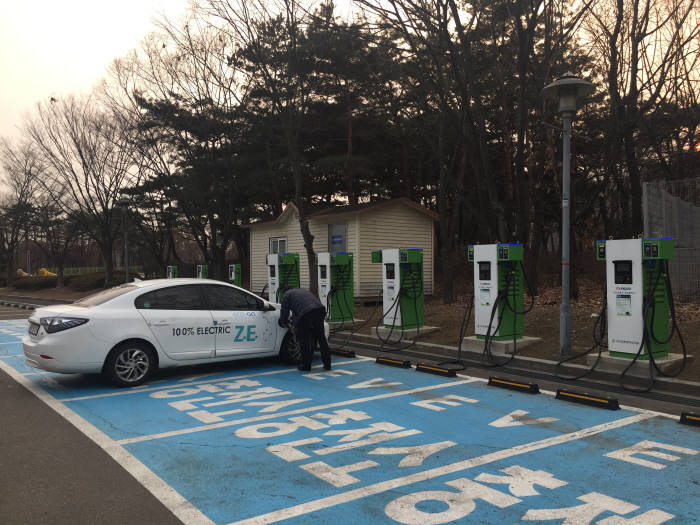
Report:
74,284,138,307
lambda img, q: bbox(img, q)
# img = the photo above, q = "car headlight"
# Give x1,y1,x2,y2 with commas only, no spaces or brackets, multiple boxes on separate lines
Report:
40,317,89,333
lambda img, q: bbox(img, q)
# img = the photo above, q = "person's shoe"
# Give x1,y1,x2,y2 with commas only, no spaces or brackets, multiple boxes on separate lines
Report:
323,363,331,371
298,365,311,372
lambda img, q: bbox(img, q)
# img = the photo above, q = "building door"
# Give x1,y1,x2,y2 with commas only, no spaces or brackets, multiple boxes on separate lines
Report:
328,223,347,252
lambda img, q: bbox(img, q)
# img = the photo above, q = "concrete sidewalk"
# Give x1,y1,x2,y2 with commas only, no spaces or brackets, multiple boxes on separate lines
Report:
0,366,181,525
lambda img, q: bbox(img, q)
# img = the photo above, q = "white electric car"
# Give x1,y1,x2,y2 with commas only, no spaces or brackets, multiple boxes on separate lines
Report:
22,279,320,387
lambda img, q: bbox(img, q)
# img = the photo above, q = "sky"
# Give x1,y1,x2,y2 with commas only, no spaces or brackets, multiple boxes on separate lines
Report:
0,0,191,141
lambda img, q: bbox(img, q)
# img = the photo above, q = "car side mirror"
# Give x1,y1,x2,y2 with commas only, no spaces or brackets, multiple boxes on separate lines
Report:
265,303,276,311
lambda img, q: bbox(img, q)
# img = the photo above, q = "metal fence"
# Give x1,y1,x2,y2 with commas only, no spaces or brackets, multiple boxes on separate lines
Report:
643,178,700,301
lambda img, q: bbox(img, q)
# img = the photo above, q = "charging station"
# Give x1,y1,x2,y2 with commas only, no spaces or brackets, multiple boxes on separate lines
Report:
468,243,524,340
166,265,178,279
318,252,354,323
196,265,208,279
596,238,674,359
266,253,300,302
371,248,424,330
229,264,242,287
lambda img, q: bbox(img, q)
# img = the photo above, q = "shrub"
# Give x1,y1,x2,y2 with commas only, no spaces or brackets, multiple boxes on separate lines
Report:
13,276,58,290
68,271,126,292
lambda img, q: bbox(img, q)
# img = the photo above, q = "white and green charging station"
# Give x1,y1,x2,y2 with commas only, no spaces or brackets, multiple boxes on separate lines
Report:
597,238,674,359
166,265,178,279
468,243,524,340
266,253,300,302
196,264,208,279
229,264,242,287
318,252,354,323
371,248,424,329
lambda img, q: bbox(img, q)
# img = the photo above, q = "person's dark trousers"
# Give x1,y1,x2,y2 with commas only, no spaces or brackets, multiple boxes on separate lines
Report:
296,307,331,371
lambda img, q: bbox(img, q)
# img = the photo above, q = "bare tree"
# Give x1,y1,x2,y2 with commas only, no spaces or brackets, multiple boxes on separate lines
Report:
584,0,699,234
32,194,81,288
104,11,257,280
25,95,138,285
0,139,41,285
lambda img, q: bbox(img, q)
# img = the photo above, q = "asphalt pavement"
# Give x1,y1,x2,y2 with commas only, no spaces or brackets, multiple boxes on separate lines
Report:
0,306,180,525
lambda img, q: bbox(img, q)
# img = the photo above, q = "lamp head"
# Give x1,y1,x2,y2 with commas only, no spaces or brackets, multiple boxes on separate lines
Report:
542,72,595,115
116,197,132,208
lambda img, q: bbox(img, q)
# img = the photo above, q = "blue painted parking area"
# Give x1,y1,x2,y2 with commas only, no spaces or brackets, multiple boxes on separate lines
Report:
1,319,698,524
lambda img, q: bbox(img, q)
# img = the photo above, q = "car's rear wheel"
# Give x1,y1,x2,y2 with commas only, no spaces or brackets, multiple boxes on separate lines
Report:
105,341,155,387
279,332,302,364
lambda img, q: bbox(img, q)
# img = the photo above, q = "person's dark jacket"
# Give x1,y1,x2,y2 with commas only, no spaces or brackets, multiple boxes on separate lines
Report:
277,288,325,328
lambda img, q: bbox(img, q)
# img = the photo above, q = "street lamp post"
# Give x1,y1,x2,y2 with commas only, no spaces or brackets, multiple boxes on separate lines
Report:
116,197,132,283
542,73,594,357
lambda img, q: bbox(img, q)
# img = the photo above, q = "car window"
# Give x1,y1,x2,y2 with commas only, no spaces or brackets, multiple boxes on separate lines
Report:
75,285,138,307
202,284,264,311
135,285,206,310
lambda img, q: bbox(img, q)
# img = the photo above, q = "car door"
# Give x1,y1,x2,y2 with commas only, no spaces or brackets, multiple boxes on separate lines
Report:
201,284,276,357
135,284,216,361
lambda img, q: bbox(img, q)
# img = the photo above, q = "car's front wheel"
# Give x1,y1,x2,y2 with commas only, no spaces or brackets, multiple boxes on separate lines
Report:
279,332,302,364
105,341,155,387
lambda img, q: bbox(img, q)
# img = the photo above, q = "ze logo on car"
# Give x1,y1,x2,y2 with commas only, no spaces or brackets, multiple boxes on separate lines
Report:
234,325,257,342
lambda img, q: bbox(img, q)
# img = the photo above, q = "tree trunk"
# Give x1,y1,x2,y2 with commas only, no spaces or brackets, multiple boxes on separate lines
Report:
103,249,114,287
57,264,65,289
6,252,15,288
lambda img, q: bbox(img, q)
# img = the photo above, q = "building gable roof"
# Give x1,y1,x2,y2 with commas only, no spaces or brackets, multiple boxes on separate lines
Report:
246,198,438,228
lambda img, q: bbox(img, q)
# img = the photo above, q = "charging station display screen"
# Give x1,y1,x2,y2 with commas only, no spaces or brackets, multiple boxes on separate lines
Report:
385,263,395,280
269,266,276,278
320,265,327,279
478,262,491,281
614,260,633,284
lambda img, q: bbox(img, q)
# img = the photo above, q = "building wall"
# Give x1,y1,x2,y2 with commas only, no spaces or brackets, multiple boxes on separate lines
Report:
249,203,434,299
249,211,359,297
356,203,434,296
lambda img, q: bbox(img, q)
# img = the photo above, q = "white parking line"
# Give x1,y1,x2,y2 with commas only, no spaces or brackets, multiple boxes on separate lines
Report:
118,378,481,445
61,357,374,402
229,412,656,525
0,359,215,525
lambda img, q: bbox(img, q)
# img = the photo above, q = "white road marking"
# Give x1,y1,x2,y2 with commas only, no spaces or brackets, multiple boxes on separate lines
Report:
61,357,374,402
228,412,656,525
604,440,698,470
489,410,558,428
0,359,215,525
117,378,480,445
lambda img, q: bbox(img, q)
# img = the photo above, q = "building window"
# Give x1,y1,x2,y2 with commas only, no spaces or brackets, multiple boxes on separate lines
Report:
270,237,287,254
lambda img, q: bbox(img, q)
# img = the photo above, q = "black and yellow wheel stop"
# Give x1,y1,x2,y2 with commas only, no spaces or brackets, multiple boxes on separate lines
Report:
679,412,700,427
488,376,539,394
332,348,356,358
415,363,456,377
375,356,411,368
555,389,620,410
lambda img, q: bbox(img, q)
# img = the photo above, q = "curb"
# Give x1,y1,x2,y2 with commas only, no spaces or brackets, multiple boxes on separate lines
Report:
329,332,700,401
0,301,37,310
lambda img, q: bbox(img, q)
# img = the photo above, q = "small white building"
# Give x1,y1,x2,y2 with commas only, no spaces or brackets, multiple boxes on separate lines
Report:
247,198,438,298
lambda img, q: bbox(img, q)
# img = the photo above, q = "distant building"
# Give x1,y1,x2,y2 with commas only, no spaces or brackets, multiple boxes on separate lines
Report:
246,197,438,298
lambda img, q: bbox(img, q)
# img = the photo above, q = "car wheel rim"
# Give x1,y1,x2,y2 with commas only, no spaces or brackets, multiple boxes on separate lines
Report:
115,348,150,383
287,335,302,362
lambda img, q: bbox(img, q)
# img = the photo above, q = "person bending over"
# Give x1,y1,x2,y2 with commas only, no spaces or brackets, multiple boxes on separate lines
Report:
277,288,331,371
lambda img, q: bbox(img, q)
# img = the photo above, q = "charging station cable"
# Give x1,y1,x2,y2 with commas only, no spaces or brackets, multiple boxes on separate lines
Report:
619,260,687,393
376,265,423,352
437,294,475,372
480,260,536,369
276,263,295,302
554,291,608,381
